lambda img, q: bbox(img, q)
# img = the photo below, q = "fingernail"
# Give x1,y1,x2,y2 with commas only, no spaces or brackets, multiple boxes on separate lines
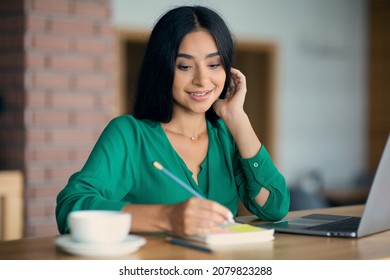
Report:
227,211,234,223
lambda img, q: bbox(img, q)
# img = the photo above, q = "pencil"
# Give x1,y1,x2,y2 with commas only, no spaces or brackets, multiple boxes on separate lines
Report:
166,236,213,253
153,161,205,199
152,161,235,222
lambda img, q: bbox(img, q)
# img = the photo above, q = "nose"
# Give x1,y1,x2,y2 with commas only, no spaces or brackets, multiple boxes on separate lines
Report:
192,66,208,86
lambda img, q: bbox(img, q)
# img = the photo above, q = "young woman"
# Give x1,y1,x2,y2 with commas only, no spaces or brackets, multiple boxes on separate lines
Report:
56,6,290,237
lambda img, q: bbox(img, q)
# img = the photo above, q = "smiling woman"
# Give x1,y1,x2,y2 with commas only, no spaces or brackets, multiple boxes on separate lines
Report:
56,6,290,238
171,30,226,118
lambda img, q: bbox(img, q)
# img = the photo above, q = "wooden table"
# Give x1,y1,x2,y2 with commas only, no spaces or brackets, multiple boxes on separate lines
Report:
0,205,389,260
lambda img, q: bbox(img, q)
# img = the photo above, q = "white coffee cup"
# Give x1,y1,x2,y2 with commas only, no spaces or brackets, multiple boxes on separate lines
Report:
68,210,131,244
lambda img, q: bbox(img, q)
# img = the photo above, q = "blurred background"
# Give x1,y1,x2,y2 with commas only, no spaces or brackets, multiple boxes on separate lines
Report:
0,0,388,240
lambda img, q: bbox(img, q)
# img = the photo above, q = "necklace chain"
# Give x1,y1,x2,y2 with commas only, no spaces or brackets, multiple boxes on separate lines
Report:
164,128,203,141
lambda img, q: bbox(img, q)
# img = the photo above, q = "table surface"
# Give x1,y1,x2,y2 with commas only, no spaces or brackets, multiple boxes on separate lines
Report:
1,204,389,260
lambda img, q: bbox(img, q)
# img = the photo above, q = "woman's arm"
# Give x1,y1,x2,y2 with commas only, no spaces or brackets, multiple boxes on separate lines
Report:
213,68,270,207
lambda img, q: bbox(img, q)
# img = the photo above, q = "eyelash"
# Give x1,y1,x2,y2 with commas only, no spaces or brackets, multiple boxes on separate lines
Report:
209,63,222,69
177,65,191,70
176,64,222,71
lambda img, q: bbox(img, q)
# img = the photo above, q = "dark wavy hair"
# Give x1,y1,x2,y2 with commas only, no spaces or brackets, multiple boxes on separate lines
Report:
133,6,234,123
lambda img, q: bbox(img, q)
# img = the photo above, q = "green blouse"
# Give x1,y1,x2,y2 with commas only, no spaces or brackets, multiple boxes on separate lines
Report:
56,115,290,233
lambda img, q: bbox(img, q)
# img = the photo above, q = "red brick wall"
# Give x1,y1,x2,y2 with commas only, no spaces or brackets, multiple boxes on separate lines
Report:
0,0,115,237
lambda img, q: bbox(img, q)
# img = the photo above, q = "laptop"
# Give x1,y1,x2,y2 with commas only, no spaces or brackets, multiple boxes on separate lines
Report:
261,134,390,238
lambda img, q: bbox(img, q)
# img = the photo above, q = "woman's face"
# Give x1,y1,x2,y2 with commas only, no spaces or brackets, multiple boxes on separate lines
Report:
172,29,226,116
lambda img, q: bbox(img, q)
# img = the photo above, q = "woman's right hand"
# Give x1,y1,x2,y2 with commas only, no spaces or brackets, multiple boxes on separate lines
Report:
164,197,233,237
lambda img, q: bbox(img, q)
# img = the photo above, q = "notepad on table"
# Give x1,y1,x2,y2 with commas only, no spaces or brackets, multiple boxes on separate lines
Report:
171,222,274,250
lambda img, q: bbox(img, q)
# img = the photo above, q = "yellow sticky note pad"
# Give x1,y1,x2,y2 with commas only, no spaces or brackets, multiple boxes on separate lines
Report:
225,224,263,233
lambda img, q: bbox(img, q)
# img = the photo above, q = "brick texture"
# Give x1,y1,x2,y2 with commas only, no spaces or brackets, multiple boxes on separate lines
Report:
0,0,115,237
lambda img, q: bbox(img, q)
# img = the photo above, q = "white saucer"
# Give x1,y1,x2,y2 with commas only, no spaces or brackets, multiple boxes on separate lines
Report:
55,234,146,257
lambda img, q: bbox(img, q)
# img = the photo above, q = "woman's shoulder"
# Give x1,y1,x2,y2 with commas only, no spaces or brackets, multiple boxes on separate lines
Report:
208,118,230,135
208,118,235,143
108,115,159,130
97,115,160,142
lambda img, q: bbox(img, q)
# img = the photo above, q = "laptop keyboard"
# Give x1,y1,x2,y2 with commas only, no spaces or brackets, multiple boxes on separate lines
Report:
307,217,361,232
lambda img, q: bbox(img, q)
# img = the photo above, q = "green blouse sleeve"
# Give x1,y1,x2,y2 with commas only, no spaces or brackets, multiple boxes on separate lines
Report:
236,146,290,221
55,116,134,233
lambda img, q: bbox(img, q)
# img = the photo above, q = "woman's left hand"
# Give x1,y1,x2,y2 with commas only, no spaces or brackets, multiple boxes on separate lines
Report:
213,68,247,120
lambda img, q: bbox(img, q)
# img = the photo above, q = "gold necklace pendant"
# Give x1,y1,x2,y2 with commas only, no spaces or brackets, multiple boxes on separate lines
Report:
163,126,204,141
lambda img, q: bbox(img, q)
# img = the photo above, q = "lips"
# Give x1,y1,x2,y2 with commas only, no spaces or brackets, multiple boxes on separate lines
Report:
187,89,212,97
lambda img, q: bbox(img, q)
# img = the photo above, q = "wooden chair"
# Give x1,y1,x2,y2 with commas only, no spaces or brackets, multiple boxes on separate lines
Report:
0,170,23,240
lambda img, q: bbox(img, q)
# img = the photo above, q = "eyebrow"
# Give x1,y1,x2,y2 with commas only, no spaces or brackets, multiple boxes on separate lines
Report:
176,52,220,59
